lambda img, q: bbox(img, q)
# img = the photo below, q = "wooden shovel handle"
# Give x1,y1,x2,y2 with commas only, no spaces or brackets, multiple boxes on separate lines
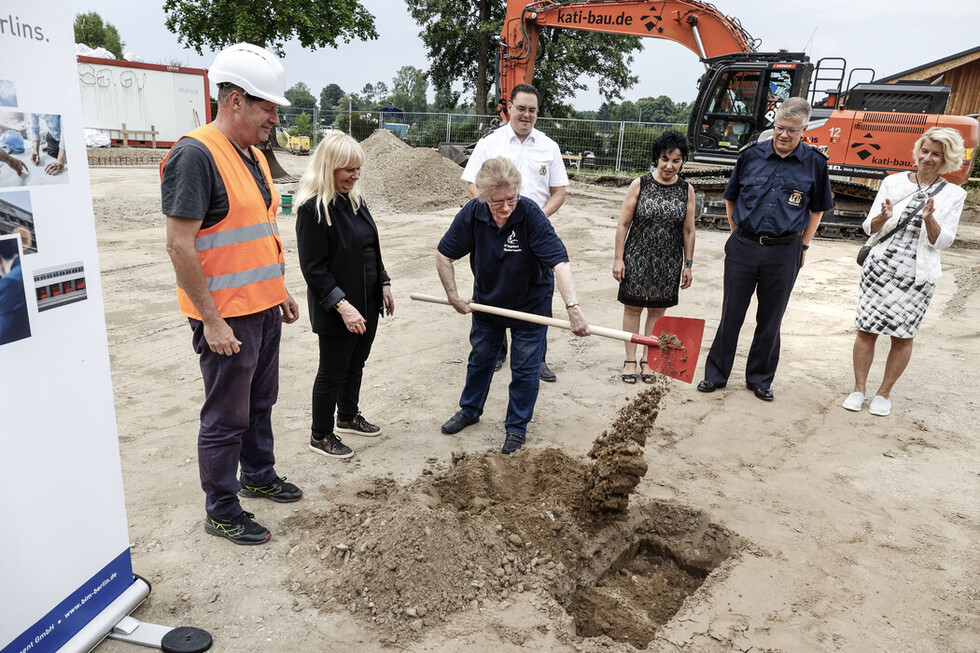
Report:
409,293,659,348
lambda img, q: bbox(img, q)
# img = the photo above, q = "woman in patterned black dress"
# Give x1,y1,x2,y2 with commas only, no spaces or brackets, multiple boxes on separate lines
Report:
613,131,696,383
843,127,966,417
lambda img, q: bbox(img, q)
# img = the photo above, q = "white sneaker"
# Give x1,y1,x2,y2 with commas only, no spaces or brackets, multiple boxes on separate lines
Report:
869,395,891,416
842,392,865,412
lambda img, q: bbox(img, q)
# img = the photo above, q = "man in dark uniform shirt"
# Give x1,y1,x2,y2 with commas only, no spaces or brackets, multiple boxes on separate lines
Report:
698,97,833,401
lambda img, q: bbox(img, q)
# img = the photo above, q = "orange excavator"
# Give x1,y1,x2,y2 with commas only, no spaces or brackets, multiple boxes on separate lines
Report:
497,0,979,236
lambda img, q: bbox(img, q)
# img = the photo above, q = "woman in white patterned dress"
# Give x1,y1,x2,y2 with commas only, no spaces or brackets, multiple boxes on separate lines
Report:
843,127,967,416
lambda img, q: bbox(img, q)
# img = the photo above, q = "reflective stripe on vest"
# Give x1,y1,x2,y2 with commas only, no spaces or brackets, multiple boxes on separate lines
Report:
161,125,288,319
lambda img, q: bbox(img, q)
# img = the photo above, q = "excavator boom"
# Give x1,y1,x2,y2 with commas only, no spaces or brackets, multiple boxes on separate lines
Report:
498,0,757,117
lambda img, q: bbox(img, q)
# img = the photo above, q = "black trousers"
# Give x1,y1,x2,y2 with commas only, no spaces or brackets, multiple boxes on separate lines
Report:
312,301,379,436
703,231,803,389
44,132,59,158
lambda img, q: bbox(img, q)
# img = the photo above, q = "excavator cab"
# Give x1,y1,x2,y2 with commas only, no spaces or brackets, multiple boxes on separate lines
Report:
689,53,813,165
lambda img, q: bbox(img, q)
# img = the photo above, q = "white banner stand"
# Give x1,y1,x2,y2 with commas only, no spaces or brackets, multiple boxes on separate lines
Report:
0,3,210,652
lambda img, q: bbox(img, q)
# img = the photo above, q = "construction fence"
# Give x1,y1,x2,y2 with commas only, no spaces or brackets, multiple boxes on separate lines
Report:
278,107,686,177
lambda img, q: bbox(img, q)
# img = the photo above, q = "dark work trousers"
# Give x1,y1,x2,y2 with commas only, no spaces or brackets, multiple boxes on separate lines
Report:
191,306,282,521
312,300,379,437
703,232,803,389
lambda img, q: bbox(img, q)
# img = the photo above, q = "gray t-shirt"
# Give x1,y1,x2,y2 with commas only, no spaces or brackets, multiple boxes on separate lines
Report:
161,137,272,229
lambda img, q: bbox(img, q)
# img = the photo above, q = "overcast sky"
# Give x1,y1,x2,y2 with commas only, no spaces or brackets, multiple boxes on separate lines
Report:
71,0,980,111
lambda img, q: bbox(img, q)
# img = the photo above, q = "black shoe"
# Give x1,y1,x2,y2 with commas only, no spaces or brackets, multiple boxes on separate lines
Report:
747,384,774,401
539,361,557,382
697,379,726,393
502,432,526,454
239,476,303,503
204,511,271,545
309,433,354,459
335,413,382,437
494,355,505,372
441,410,479,434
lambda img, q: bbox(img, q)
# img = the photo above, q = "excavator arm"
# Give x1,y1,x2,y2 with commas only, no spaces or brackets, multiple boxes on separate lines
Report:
498,0,758,118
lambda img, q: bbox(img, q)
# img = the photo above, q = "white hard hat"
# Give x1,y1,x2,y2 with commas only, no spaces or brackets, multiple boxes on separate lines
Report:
210,43,290,106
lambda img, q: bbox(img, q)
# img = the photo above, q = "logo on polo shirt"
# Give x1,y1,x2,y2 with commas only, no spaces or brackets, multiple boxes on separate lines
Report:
539,164,547,175
504,231,522,253
788,190,803,206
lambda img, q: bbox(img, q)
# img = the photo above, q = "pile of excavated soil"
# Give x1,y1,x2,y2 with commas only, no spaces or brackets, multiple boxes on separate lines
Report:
359,129,468,214
276,386,728,646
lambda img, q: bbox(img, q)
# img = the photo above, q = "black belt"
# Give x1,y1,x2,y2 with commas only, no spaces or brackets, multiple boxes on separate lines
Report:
737,229,800,245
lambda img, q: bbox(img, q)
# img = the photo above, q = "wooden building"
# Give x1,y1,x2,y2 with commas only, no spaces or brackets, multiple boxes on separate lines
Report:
876,46,980,117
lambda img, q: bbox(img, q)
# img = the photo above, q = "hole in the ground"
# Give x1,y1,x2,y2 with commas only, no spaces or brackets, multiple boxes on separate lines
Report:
568,539,707,648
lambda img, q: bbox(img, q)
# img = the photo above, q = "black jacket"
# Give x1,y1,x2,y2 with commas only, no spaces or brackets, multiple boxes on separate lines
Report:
296,194,389,335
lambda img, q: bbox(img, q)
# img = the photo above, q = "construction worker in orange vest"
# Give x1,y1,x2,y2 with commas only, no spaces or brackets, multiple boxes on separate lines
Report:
162,43,302,546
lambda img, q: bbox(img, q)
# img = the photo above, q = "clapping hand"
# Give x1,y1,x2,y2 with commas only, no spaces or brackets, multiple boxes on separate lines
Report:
881,198,893,220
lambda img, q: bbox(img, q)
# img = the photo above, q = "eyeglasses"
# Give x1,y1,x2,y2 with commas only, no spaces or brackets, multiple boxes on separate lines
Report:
511,104,538,115
488,195,520,209
773,124,804,135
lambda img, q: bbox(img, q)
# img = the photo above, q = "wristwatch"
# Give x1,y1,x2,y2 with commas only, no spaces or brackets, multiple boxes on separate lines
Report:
334,298,347,310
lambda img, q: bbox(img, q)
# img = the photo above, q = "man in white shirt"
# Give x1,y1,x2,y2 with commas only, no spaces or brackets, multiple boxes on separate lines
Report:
461,83,569,381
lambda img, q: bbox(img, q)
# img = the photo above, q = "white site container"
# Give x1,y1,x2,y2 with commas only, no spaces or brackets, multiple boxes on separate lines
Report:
77,56,211,147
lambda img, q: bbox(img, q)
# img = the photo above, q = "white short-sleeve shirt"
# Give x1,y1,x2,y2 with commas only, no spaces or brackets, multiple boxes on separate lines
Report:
461,123,568,209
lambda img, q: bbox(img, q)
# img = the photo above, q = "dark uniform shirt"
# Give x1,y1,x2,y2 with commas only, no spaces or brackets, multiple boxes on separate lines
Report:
723,140,833,236
438,197,568,328
161,137,272,228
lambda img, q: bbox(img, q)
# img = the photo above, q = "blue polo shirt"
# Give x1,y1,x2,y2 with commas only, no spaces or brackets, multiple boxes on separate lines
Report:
723,140,833,236
438,197,569,328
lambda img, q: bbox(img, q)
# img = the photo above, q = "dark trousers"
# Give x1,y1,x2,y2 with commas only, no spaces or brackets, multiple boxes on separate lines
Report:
499,331,548,361
460,317,546,435
704,232,803,389
44,132,59,158
312,302,379,437
191,307,282,520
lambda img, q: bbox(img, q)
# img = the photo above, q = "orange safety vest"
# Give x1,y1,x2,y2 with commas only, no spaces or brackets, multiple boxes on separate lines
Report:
160,125,287,320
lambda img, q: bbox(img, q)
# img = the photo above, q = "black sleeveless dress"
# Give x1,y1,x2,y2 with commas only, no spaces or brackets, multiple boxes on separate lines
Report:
618,173,689,308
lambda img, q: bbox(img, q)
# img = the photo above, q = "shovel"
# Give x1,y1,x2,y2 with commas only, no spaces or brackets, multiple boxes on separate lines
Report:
410,293,705,384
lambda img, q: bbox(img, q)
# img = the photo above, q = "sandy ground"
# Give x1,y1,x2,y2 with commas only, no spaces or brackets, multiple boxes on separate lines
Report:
91,152,979,652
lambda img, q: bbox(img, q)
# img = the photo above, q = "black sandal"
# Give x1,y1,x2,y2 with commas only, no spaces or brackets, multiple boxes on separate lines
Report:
621,360,638,384
641,361,655,384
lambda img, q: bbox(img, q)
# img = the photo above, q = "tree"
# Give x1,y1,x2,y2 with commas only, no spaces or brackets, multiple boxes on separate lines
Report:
320,83,345,110
163,0,377,56
596,102,616,123
406,0,496,116
74,12,125,59
432,83,460,112
535,28,640,118
406,0,641,117
391,66,429,113
285,82,317,113
163,0,378,178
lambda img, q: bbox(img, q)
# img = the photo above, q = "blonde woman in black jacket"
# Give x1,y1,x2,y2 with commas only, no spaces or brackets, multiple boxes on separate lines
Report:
295,131,394,459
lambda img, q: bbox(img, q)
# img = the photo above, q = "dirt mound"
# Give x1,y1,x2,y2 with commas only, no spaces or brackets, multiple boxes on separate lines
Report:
359,129,468,214
277,386,741,647
586,382,667,512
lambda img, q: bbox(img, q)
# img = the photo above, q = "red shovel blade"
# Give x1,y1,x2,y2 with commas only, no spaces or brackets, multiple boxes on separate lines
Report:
644,316,705,384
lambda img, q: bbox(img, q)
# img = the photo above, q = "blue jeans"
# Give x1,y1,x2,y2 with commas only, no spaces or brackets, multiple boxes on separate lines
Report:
458,315,546,436
190,307,282,520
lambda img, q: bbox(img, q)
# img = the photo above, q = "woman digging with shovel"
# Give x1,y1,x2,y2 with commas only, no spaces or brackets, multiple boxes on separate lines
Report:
434,157,590,454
